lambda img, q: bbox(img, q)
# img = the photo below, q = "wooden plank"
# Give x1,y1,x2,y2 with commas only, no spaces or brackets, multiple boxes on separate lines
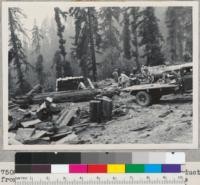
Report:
55,133,79,144
51,131,72,141
21,119,41,128
8,133,22,145
26,84,42,96
15,128,35,143
55,108,69,125
147,62,192,75
59,109,77,127
87,78,95,89
31,130,47,139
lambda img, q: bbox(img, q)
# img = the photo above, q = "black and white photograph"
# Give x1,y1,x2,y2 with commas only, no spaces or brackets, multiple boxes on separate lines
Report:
3,1,198,150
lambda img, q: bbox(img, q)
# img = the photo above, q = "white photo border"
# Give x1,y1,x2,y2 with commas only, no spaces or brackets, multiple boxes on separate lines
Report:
2,1,199,150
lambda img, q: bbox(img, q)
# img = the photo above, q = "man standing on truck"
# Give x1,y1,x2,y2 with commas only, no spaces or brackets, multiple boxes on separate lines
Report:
129,73,140,86
118,71,130,88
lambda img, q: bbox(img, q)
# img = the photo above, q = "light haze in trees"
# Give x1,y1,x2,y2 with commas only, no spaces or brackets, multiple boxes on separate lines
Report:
8,6,193,95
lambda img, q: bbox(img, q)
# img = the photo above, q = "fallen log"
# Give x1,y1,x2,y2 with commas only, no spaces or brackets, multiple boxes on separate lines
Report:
33,89,100,104
12,88,119,105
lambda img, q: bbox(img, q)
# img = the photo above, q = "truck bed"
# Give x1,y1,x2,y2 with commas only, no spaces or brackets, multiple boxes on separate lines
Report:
123,83,178,92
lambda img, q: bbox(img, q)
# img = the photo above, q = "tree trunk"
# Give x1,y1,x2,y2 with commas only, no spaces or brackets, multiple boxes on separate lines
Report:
133,29,140,71
88,8,97,82
177,34,183,63
9,9,25,93
132,9,140,71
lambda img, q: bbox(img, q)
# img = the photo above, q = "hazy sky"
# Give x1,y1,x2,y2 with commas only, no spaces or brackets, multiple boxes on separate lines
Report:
22,5,60,29
20,5,167,30
9,4,167,51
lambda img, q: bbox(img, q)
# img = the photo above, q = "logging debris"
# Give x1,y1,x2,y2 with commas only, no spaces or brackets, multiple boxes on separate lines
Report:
9,93,130,145
8,78,134,145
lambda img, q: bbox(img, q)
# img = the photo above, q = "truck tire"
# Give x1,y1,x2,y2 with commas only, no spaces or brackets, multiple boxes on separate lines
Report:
136,91,152,106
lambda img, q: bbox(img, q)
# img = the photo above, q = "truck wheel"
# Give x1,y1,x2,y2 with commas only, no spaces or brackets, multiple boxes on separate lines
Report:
136,91,152,106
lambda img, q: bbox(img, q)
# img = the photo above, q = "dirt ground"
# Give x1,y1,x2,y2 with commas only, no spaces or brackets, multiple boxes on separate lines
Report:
77,93,193,144
8,91,192,145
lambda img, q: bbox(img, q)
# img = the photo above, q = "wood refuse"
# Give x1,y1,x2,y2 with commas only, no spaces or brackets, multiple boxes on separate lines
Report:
8,77,127,145
159,109,173,118
12,84,42,106
9,96,120,145
57,109,78,127
9,100,89,144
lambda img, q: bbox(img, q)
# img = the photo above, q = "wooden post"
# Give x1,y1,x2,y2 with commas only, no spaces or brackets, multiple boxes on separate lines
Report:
90,100,102,123
97,96,113,121
102,97,113,121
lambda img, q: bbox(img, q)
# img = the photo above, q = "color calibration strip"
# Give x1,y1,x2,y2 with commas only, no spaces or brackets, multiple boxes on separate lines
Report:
15,152,185,174
15,164,182,173
15,152,185,164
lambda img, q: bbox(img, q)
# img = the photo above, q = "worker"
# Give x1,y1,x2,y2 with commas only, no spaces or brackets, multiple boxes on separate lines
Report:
118,71,130,88
129,73,140,86
78,82,87,90
37,97,60,121
112,69,119,82
141,65,154,83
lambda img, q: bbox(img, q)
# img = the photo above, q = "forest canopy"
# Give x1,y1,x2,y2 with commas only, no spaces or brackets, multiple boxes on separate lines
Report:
8,6,192,95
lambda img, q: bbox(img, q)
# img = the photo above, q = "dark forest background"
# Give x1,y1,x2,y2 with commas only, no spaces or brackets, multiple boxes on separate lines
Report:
8,6,192,95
